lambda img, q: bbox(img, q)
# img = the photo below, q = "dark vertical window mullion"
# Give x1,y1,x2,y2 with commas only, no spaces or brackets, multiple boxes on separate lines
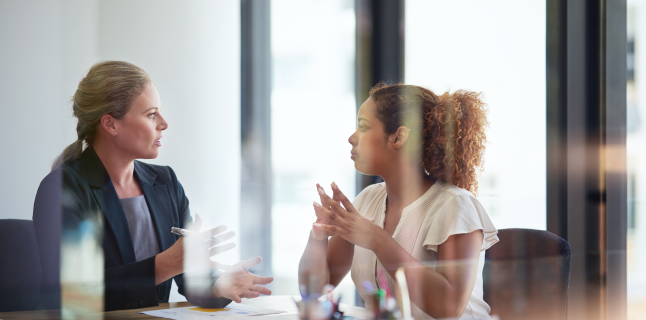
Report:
546,0,568,239
603,0,628,318
240,0,272,278
355,0,405,306
546,0,626,318
355,0,405,194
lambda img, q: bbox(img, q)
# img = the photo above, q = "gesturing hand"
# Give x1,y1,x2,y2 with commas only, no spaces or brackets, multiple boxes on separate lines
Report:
311,183,342,240
312,182,383,250
156,214,235,284
182,213,236,273
214,257,273,303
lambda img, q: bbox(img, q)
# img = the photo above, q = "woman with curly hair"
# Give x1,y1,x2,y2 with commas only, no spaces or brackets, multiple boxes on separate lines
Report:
298,84,498,319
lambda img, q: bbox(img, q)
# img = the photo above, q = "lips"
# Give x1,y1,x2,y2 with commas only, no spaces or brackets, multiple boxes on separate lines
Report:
154,136,162,146
350,150,358,159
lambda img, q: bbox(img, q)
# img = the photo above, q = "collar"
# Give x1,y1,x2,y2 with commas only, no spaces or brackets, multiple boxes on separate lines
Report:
76,146,158,187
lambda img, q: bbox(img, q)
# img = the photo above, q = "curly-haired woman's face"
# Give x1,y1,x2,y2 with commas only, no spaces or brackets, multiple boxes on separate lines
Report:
348,98,391,175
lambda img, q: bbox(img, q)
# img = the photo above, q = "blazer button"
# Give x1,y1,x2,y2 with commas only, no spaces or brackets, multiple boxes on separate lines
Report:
132,301,138,308
125,303,130,309
140,300,146,306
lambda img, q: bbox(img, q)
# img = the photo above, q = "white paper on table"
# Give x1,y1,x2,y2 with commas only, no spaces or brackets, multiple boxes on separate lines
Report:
140,302,286,320
257,315,299,320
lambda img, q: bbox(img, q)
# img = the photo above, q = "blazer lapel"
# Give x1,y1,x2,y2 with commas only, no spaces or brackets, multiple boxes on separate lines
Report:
93,184,137,264
78,147,136,264
135,162,175,252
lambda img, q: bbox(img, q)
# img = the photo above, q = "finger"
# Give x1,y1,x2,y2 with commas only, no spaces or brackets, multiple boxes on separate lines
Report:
314,202,336,220
317,184,342,212
209,242,236,256
332,184,342,203
323,208,340,223
230,294,241,303
252,275,273,285
206,231,236,246
240,291,260,299
316,197,344,221
317,185,344,215
331,182,357,213
316,183,330,208
209,261,231,271
317,184,333,206
241,256,263,271
313,223,342,235
199,225,228,240
313,202,326,219
249,285,272,295
189,213,202,232
327,199,347,218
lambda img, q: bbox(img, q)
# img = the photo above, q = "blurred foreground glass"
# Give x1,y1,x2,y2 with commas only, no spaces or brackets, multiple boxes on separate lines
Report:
405,0,547,230
627,2,646,319
271,0,357,305
61,217,104,319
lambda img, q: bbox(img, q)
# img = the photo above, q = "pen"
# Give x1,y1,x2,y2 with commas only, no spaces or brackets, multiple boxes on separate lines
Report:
170,227,195,236
171,227,232,241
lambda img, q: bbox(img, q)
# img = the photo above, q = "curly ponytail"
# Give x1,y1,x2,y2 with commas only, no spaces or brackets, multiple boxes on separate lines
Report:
369,83,488,195
51,61,151,170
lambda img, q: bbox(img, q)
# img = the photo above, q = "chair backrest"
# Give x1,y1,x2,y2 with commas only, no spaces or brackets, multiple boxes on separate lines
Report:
0,219,42,312
483,228,571,320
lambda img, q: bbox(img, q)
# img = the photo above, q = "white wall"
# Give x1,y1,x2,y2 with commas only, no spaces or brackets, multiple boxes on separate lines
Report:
96,0,241,264
0,0,241,299
0,0,70,220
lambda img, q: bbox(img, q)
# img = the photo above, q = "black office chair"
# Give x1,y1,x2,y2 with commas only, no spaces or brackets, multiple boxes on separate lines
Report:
483,228,571,320
0,219,42,312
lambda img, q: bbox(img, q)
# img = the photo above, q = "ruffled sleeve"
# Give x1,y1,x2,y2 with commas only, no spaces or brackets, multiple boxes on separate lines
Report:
422,193,498,252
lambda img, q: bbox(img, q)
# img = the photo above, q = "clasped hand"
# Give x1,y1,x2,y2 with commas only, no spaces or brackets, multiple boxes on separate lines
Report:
311,182,383,251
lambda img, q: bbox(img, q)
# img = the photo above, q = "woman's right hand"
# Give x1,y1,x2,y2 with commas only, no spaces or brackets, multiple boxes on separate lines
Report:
312,183,366,240
155,214,235,285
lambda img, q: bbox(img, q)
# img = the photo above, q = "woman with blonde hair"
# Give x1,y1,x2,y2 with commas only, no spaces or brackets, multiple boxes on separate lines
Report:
299,83,498,319
33,61,272,311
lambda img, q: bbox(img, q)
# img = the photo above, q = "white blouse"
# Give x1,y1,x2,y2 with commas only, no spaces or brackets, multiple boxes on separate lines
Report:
350,180,499,320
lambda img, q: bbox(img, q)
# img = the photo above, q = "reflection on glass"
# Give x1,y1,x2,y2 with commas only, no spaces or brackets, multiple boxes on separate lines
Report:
271,0,356,304
627,2,646,318
61,217,104,319
405,0,546,230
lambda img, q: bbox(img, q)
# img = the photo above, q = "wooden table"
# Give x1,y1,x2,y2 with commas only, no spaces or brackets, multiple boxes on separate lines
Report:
0,295,365,319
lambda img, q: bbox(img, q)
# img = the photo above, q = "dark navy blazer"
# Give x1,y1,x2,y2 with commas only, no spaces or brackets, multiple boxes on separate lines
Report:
33,147,230,311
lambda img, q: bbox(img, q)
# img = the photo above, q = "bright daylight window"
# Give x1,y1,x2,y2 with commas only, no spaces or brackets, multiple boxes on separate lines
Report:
406,0,547,230
270,0,357,304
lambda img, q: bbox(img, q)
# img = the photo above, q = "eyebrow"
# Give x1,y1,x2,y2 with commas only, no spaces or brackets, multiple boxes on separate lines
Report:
144,106,160,113
358,118,372,124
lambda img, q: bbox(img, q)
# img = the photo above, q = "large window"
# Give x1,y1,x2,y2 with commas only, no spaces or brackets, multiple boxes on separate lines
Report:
270,0,357,304
406,0,546,230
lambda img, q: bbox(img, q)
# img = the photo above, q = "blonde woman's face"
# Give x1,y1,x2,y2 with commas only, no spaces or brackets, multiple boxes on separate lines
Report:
348,98,390,175
114,83,168,159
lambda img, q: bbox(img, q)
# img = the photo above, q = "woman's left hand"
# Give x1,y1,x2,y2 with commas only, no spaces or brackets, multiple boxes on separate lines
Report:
313,182,385,251
214,257,273,303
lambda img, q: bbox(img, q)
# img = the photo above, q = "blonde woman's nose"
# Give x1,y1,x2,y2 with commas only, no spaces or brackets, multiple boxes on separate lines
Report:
158,113,169,131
